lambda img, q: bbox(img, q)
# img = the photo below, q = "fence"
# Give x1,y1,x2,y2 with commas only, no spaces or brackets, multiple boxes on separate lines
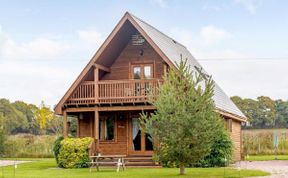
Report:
242,129,288,155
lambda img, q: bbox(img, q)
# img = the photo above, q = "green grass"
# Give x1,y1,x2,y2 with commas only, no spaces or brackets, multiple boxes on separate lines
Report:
245,155,288,161
0,159,269,178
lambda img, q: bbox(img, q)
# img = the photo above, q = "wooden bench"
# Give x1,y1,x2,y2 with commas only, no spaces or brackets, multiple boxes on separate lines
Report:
88,155,126,172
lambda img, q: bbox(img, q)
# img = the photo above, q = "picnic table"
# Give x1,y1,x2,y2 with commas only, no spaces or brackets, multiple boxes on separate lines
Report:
88,155,126,172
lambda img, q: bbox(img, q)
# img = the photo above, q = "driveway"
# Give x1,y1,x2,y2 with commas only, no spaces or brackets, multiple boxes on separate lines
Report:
239,161,288,178
0,160,31,167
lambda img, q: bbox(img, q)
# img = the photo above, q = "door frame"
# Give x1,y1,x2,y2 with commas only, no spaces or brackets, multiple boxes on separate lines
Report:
127,113,153,156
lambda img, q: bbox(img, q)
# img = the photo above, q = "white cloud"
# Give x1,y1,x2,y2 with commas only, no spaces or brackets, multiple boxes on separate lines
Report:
200,25,232,45
234,0,262,14
0,27,71,60
201,59,288,100
0,61,75,107
169,25,233,58
78,30,104,46
202,3,230,12
0,25,77,106
150,0,168,8
202,0,262,14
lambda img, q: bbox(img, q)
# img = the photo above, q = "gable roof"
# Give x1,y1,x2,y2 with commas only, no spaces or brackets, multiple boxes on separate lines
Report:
54,12,246,121
129,14,246,120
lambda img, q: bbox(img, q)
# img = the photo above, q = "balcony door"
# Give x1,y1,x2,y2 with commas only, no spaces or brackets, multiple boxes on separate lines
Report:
131,64,153,97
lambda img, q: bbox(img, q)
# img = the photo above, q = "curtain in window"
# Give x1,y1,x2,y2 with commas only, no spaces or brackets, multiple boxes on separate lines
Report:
132,118,140,150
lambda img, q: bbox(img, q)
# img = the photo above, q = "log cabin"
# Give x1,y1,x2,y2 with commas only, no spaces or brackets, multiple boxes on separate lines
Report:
54,12,247,165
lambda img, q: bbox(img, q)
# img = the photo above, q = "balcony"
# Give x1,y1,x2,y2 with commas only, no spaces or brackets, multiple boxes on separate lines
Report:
66,79,162,105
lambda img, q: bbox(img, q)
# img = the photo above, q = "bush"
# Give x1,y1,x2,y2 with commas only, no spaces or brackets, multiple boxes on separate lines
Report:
195,130,233,167
53,136,64,164
0,129,6,156
58,137,93,168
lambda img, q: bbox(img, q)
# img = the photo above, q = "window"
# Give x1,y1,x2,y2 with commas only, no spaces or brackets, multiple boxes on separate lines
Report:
144,66,152,79
131,64,153,79
226,119,233,132
133,66,141,79
99,116,115,141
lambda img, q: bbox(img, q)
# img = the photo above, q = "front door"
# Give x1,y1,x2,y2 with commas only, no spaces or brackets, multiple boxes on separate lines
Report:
128,116,153,155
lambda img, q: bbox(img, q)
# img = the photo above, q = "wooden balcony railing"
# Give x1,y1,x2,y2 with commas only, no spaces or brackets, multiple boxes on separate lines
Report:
66,79,162,105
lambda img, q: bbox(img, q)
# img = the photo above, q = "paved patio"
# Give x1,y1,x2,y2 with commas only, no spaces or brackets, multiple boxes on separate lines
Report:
0,160,31,167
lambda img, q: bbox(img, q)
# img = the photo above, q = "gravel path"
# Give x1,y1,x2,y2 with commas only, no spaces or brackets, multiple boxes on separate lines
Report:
239,161,288,178
0,160,31,167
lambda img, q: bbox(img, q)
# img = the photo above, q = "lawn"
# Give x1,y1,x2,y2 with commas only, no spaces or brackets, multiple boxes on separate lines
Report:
0,158,269,178
245,155,288,161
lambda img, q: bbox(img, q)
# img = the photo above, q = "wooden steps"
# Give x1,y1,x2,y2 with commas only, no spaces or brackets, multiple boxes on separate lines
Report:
124,156,161,168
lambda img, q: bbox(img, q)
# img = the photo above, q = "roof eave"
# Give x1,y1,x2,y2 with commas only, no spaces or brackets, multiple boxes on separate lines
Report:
216,108,247,122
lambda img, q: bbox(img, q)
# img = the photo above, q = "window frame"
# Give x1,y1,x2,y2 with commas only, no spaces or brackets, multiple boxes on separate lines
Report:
226,118,233,132
131,63,154,80
99,114,117,143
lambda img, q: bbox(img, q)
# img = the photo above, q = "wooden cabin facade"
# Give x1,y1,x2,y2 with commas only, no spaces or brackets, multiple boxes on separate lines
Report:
54,12,247,161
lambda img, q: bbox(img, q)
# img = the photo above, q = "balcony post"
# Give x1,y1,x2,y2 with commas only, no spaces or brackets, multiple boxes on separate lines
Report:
94,66,99,103
94,110,99,153
63,110,68,138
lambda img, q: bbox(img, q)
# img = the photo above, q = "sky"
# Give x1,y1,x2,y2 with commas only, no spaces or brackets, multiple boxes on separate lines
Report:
1,0,288,108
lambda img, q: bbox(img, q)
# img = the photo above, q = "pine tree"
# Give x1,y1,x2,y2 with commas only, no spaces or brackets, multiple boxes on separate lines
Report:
142,59,225,175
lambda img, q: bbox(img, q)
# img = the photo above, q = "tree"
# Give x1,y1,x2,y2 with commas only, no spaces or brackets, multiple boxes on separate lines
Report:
12,101,38,133
142,60,225,175
0,99,28,134
257,96,276,127
35,101,54,134
231,96,260,128
0,113,6,155
231,96,277,128
275,100,288,128
46,115,63,135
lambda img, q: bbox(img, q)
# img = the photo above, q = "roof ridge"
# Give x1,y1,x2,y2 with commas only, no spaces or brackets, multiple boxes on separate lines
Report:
128,12,187,49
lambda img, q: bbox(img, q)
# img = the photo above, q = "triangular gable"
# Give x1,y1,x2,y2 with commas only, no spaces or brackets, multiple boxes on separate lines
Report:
55,12,246,121
54,12,176,114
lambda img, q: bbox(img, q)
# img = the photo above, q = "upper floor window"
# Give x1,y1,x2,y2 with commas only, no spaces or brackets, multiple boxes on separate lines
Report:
133,66,141,79
132,64,153,79
144,66,152,79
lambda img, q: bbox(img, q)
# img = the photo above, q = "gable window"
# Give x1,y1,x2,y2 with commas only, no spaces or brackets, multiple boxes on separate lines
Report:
99,115,116,141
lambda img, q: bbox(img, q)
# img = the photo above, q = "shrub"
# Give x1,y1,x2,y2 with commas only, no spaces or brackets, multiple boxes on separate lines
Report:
195,130,233,167
58,137,93,168
0,129,6,156
53,136,64,165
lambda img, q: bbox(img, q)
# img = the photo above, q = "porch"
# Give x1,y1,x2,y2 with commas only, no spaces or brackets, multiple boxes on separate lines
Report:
63,107,155,157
